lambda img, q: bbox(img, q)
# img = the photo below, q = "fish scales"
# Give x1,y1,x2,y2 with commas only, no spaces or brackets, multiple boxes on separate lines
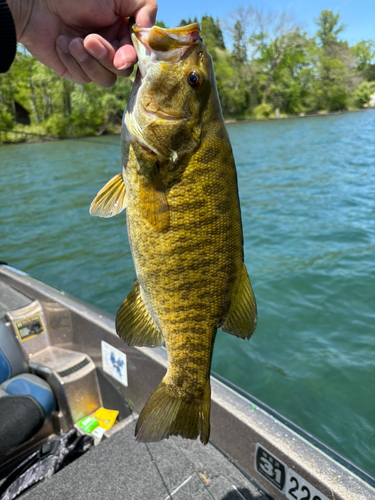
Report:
127,131,243,394
90,22,257,444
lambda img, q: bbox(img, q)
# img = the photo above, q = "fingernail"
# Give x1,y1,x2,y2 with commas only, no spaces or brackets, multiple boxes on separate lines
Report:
56,36,69,53
115,54,130,70
70,39,88,62
117,62,129,70
86,40,107,59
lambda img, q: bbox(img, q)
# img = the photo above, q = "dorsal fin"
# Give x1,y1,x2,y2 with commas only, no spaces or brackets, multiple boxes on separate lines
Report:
90,173,126,218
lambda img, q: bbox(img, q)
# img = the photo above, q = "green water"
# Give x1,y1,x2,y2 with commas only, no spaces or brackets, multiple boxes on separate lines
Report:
1,111,374,475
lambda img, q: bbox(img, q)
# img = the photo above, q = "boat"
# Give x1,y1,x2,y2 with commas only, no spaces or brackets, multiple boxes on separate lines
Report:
0,262,374,500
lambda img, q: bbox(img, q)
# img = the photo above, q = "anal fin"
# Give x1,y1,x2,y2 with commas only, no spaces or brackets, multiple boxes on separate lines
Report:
220,263,257,339
90,173,126,218
116,280,163,347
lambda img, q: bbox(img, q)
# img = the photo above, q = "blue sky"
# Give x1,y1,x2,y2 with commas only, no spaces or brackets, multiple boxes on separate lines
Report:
156,0,375,44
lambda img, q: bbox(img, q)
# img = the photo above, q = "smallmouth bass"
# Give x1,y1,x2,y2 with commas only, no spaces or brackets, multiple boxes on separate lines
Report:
90,22,257,444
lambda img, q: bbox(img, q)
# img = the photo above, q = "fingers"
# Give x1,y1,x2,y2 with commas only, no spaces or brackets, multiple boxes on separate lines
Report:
134,0,158,27
56,36,92,84
56,34,134,87
70,38,117,87
113,18,137,71
54,0,159,87
135,0,158,28
116,0,158,27
113,44,137,71
68,36,133,87
83,35,134,78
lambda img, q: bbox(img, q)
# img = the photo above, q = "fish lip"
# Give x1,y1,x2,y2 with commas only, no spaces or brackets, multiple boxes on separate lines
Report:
140,101,186,122
132,22,201,43
131,35,150,78
131,22,201,71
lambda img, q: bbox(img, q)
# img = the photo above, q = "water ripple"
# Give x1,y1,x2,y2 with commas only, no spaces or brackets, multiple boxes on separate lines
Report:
1,112,374,474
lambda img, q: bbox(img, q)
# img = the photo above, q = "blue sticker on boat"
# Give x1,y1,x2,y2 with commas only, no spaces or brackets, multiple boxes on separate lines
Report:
101,341,128,387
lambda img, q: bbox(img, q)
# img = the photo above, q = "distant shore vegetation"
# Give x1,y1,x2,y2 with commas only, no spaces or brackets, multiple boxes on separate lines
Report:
1,9,374,143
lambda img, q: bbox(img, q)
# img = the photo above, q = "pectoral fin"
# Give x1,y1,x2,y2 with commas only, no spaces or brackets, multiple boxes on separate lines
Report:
90,173,126,218
139,165,170,232
220,264,257,339
116,280,163,347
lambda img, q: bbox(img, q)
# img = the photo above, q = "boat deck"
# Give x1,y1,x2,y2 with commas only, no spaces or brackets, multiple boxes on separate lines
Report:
2,265,375,500
21,417,268,500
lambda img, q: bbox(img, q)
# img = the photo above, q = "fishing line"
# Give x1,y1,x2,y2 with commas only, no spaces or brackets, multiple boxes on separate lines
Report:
144,443,172,499
162,475,193,500
232,485,248,500
171,440,217,500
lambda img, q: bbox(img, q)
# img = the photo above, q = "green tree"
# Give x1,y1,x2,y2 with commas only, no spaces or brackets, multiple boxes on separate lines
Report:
315,56,350,110
225,8,305,111
2,9,375,141
310,10,356,111
354,81,375,107
352,40,375,72
225,9,257,112
200,15,225,56
231,19,247,69
0,46,134,141
365,64,375,81
179,17,198,27
270,36,310,113
258,25,305,104
315,10,345,48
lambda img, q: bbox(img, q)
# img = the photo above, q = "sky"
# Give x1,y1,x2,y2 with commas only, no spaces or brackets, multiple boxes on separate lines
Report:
156,0,375,45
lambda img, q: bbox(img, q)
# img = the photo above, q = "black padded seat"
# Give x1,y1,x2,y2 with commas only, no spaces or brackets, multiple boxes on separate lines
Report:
0,396,45,456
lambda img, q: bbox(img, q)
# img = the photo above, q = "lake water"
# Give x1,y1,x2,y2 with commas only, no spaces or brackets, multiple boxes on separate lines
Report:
1,110,374,475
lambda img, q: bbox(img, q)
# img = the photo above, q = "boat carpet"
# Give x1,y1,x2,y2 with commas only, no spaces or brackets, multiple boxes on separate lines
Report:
21,419,269,500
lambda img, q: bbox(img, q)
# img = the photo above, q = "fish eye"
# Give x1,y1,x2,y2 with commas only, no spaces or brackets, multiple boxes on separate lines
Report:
187,70,202,89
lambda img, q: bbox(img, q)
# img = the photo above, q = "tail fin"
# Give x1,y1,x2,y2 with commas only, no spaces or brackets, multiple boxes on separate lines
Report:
135,379,211,445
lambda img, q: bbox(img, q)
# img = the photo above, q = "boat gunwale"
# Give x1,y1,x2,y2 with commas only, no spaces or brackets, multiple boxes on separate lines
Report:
1,264,374,500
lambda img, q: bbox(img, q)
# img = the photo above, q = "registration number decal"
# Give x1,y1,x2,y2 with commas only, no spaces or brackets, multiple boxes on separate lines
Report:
255,444,287,492
286,470,329,500
255,444,329,500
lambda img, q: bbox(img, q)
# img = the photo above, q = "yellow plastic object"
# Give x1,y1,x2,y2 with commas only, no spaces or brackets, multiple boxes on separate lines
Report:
92,408,119,431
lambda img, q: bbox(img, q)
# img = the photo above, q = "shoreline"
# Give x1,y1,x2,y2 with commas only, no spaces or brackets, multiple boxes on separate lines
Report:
224,107,373,124
1,108,372,145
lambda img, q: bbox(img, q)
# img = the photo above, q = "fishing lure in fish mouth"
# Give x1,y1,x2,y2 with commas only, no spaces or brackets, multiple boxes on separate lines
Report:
90,22,257,445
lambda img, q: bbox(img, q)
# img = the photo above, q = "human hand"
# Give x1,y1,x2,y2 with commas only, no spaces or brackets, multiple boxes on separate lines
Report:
7,0,157,87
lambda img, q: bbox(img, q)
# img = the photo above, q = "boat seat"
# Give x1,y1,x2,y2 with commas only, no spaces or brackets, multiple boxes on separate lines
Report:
0,321,57,456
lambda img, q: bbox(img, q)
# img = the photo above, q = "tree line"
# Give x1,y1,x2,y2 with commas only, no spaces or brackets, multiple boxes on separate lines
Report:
0,9,374,142
199,9,374,118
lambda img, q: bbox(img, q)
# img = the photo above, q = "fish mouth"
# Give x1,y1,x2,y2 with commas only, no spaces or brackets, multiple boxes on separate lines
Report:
132,22,201,50
125,23,198,157
140,101,186,122
132,22,201,75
